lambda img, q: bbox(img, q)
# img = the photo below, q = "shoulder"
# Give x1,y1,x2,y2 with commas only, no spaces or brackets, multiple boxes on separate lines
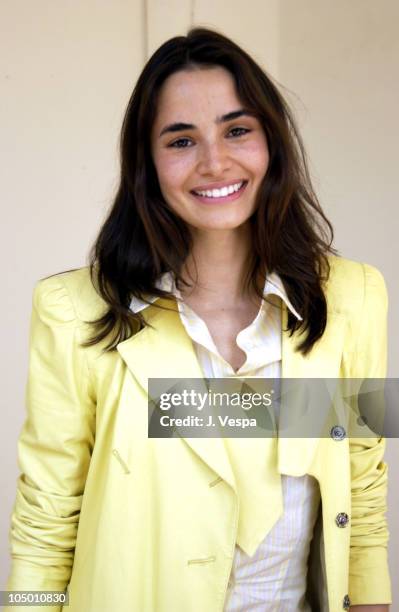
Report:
324,255,388,317
33,266,107,325
324,256,388,377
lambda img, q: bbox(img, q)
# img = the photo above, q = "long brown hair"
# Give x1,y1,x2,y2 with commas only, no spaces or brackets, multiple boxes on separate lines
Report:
83,27,336,355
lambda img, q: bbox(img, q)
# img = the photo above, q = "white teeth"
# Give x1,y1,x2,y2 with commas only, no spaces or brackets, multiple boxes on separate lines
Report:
194,181,244,198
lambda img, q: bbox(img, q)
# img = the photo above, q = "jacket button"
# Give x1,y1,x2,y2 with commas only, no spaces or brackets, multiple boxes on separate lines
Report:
343,594,350,609
335,512,349,528
331,425,346,441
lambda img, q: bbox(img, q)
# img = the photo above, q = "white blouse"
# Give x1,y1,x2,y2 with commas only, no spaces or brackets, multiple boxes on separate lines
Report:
130,272,321,611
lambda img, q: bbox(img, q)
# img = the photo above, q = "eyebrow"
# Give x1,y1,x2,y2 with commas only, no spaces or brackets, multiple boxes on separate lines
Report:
159,109,253,137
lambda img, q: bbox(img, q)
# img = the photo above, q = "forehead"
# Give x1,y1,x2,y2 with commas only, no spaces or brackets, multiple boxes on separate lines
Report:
154,66,242,123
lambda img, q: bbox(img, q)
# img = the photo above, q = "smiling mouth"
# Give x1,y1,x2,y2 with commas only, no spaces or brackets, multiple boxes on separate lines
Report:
190,180,248,200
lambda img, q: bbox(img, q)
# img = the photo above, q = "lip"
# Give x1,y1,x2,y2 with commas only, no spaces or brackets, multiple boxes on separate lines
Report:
190,178,247,192
189,180,248,204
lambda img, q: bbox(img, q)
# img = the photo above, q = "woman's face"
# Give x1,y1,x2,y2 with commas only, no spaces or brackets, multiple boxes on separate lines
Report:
151,66,269,233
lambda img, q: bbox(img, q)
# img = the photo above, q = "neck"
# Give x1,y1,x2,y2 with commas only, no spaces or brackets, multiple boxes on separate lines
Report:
178,224,261,308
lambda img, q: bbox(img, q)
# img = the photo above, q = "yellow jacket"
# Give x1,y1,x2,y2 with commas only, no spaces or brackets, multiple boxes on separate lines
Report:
6,256,391,611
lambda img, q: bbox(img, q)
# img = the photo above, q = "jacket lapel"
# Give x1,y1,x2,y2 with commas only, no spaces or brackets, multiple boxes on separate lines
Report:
278,304,347,475
116,298,347,485
116,299,237,491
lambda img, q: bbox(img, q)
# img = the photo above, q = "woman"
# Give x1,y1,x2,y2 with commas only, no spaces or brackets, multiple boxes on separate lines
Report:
6,28,391,611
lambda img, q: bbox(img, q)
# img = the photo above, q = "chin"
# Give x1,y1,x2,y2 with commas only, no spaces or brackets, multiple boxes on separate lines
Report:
190,219,251,232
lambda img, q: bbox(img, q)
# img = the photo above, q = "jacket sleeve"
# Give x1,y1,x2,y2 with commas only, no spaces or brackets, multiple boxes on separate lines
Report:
348,263,392,605
5,276,96,611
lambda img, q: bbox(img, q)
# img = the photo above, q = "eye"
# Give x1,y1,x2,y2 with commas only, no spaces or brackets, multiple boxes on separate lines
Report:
166,127,251,148
228,126,251,138
168,137,193,149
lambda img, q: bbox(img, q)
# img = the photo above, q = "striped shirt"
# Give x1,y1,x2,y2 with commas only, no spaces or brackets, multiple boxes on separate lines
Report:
130,272,321,611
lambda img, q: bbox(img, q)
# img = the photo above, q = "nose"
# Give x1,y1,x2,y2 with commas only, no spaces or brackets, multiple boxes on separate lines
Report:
197,140,232,176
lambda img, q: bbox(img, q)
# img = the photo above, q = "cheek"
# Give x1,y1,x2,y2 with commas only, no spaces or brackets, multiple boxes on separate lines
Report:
154,152,194,193
242,139,269,178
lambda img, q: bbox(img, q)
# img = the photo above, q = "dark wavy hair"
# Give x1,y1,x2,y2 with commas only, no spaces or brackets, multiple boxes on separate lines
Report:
83,27,336,355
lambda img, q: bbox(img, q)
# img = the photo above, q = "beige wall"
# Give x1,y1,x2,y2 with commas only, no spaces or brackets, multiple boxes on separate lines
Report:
1,0,398,600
